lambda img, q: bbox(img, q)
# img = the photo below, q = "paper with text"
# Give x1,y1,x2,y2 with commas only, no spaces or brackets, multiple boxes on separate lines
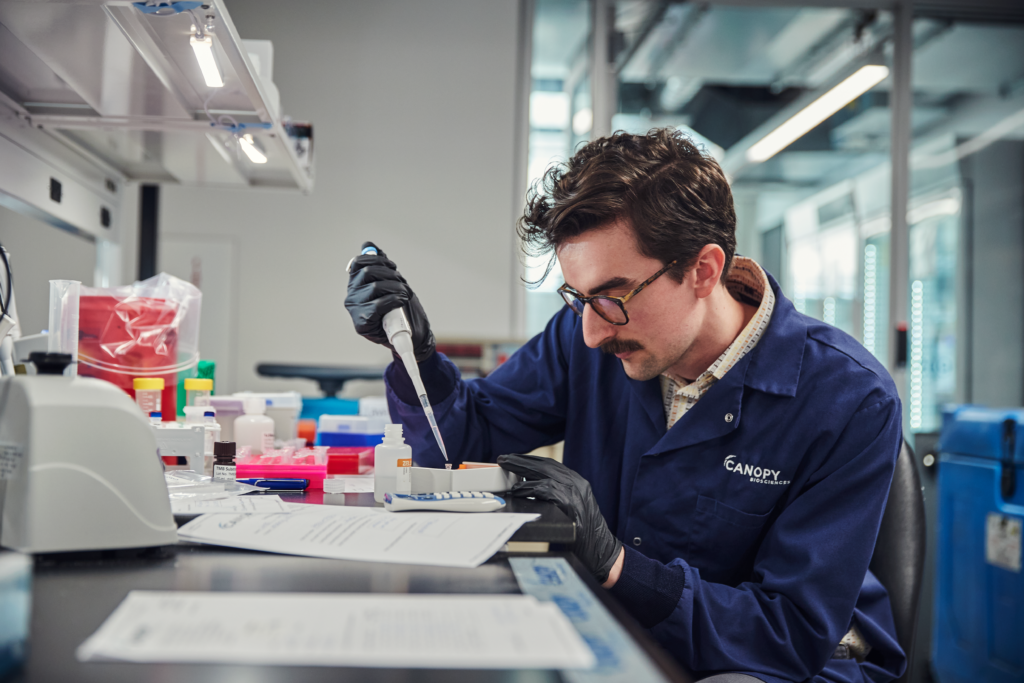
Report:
177,505,538,568
77,591,595,669
170,495,291,515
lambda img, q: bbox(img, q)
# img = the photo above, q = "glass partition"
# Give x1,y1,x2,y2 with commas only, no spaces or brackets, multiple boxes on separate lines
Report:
526,3,1024,435
524,0,590,336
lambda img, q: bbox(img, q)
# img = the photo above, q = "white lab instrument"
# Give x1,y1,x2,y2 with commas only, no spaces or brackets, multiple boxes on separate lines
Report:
374,423,413,503
356,245,449,465
0,353,178,553
152,422,205,473
383,491,506,513
410,465,518,495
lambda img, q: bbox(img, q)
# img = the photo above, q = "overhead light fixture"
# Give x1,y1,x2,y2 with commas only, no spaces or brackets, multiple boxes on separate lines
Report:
190,28,224,88
238,134,267,164
746,64,889,164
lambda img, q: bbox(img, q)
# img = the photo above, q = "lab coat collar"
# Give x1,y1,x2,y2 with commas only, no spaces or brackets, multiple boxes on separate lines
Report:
628,270,804,454
742,270,804,398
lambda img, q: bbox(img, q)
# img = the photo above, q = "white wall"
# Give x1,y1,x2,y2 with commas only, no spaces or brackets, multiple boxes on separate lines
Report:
0,205,96,337
132,0,523,395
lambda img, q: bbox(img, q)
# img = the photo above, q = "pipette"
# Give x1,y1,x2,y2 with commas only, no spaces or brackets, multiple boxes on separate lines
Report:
356,245,450,468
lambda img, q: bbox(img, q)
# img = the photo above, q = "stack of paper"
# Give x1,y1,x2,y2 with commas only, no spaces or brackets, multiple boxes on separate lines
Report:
178,505,539,568
77,591,596,670
170,495,291,515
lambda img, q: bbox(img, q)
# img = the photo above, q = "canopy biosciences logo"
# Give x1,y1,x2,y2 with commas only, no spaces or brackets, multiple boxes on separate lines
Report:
724,455,791,486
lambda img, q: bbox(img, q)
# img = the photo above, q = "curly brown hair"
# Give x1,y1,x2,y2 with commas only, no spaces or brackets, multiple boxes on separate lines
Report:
518,128,736,285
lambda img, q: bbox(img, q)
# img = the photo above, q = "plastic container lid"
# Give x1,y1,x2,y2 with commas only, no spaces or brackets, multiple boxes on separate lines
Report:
233,391,302,410
184,378,213,391
243,397,268,415
213,441,236,456
134,377,165,390
318,415,388,434
209,396,246,415
183,406,206,423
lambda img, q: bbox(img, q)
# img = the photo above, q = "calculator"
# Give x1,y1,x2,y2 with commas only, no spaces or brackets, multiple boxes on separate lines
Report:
383,491,506,513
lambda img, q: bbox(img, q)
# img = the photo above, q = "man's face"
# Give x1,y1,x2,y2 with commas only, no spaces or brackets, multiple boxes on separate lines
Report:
556,219,704,381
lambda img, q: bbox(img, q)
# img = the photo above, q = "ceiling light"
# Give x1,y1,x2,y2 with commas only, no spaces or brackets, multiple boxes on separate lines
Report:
746,65,889,164
572,108,593,136
190,31,224,88
239,134,267,164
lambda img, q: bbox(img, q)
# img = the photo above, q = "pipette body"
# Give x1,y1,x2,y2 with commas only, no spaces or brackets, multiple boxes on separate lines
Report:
357,245,450,467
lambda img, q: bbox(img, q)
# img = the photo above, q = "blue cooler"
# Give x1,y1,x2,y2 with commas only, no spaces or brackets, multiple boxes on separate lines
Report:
934,406,1024,683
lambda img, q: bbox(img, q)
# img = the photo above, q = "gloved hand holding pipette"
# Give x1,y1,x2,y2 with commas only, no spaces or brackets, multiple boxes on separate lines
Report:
344,243,449,465
345,243,435,362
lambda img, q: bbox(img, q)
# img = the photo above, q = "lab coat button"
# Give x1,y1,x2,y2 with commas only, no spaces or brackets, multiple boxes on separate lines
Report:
632,537,641,546
724,413,734,423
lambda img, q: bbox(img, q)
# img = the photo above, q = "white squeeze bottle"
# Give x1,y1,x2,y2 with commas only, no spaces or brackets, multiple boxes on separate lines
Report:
234,397,276,456
375,423,412,503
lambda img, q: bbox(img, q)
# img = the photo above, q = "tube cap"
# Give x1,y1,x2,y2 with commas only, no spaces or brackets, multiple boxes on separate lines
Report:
183,406,205,423
184,378,213,391
134,377,165,390
213,441,236,456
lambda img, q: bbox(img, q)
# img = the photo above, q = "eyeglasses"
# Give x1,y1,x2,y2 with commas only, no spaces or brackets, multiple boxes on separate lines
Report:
558,260,678,325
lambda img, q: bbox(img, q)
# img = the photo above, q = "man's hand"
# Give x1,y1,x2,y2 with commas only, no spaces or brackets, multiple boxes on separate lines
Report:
344,243,435,362
497,454,623,584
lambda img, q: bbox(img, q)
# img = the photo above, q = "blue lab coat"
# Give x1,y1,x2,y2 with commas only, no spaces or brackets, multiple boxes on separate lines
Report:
385,273,906,683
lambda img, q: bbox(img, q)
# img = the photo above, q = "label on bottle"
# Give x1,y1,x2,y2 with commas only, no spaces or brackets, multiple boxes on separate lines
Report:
213,464,236,482
262,432,276,453
396,458,412,494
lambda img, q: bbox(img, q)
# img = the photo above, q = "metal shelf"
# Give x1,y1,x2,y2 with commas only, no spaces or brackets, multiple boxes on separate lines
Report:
0,0,314,197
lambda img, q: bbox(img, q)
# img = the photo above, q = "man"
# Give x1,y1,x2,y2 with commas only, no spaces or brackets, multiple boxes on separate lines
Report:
345,129,905,683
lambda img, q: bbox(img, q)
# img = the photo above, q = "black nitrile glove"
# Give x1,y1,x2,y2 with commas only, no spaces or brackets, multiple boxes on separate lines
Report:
345,242,436,362
497,454,623,583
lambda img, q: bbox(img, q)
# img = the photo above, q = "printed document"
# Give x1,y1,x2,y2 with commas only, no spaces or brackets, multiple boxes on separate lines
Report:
77,590,595,670
170,495,291,515
177,505,539,568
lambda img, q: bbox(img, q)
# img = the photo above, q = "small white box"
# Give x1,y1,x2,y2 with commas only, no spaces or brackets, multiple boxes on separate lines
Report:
318,414,388,434
409,466,518,494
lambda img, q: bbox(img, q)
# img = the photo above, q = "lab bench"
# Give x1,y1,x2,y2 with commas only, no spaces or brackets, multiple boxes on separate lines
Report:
18,546,692,682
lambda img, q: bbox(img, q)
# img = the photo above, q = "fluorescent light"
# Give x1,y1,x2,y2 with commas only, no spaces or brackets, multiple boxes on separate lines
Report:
572,108,593,136
190,33,224,88
239,134,267,164
746,65,889,164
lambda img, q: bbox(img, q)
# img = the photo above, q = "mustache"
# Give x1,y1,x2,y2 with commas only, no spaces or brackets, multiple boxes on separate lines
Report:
600,338,644,355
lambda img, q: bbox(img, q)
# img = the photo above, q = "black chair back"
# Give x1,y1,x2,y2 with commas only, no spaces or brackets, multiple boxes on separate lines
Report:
869,441,926,683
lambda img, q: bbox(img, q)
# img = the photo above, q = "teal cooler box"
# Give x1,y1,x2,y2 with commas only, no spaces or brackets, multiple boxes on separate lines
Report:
934,406,1024,683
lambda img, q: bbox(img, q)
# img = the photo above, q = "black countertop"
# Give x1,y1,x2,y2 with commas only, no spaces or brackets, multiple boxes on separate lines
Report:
17,548,691,683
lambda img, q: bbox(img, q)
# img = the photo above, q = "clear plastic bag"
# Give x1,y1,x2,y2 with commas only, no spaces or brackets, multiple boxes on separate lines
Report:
164,471,263,501
77,273,202,414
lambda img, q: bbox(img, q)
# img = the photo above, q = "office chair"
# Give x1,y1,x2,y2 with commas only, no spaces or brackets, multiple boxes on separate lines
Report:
868,440,926,683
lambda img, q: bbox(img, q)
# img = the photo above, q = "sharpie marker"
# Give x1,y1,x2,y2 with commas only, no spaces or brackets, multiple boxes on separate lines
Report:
237,478,309,491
